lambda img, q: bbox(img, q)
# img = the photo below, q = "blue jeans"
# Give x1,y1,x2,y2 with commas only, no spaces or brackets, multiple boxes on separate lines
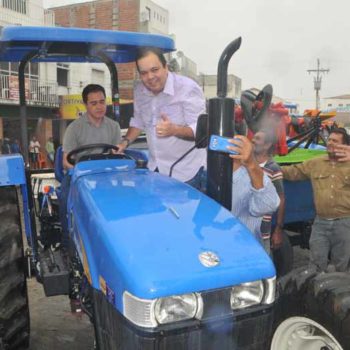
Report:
309,216,350,272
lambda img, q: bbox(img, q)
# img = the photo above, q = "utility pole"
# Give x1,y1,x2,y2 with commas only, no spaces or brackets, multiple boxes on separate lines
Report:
307,59,329,110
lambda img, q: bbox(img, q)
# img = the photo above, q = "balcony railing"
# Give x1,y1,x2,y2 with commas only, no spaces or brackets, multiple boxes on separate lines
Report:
0,73,59,107
0,4,55,27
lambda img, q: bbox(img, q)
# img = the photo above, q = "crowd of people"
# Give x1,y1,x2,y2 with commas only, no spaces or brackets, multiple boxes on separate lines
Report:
0,137,21,155
3,46,349,274
0,135,56,169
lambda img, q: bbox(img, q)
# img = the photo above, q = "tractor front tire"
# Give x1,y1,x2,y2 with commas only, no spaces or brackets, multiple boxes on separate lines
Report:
272,266,350,350
0,187,30,349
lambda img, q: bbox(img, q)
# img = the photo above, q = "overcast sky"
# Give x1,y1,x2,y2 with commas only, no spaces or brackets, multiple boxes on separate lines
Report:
43,0,350,110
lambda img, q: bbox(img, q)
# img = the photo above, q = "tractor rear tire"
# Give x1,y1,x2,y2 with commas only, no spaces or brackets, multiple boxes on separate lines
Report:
0,187,30,349
273,266,349,350
304,272,350,349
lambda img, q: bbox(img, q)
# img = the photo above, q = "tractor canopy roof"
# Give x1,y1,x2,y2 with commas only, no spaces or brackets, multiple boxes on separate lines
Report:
0,26,175,63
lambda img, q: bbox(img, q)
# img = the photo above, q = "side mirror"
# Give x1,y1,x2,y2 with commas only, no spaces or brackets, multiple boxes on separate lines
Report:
195,114,208,148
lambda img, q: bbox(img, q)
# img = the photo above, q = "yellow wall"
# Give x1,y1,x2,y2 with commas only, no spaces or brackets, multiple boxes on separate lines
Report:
59,95,131,120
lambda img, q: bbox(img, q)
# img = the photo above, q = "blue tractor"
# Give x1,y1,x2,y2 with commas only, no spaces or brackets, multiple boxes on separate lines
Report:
0,26,277,349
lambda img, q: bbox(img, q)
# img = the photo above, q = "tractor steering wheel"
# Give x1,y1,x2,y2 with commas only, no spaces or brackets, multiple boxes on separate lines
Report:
240,84,273,133
66,143,134,166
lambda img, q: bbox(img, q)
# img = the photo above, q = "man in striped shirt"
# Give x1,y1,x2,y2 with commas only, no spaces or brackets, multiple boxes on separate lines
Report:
228,135,280,249
252,129,285,255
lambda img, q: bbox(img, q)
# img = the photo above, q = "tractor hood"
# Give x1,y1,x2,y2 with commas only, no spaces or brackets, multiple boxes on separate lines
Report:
69,159,275,302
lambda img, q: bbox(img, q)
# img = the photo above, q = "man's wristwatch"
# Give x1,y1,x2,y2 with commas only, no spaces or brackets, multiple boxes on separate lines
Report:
122,137,131,148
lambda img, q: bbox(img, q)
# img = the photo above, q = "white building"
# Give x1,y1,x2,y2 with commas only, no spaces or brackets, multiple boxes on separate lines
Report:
322,94,350,111
198,74,242,100
0,0,121,145
322,94,350,127
139,0,169,35
0,0,54,27
0,0,56,105
0,0,59,147
139,1,200,83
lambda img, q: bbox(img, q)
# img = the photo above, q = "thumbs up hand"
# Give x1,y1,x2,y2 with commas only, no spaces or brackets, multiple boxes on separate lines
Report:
156,113,175,137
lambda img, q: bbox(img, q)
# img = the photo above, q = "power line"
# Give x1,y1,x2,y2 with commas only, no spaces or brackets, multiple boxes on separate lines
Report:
307,59,329,109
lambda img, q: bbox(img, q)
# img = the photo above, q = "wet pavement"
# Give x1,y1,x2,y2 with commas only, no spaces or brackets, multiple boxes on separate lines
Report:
28,278,94,350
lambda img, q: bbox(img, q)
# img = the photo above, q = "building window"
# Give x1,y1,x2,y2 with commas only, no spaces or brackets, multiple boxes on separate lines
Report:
57,63,69,87
146,6,151,20
339,104,343,107
2,0,27,14
327,103,332,107
0,61,37,78
91,69,105,86
25,62,39,79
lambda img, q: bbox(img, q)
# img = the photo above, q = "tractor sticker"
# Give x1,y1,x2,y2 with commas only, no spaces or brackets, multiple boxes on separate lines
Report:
99,276,115,305
80,236,92,284
99,276,107,295
106,285,115,305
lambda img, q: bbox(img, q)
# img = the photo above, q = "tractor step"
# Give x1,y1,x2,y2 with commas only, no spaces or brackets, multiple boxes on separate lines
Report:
39,249,69,296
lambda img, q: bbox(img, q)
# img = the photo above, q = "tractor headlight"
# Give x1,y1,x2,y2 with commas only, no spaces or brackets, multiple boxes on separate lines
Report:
263,276,276,305
230,280,264,310
123,291,157,328
154,293,200,325
123,291,202,328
